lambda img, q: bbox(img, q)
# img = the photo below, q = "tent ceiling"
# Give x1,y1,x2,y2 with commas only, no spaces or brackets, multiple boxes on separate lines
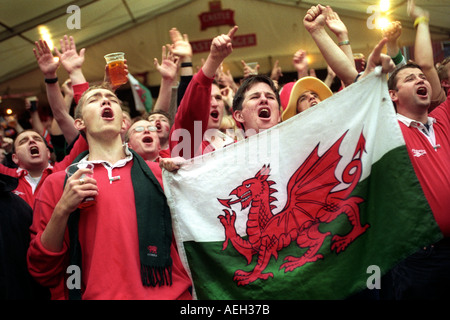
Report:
0,0,449,99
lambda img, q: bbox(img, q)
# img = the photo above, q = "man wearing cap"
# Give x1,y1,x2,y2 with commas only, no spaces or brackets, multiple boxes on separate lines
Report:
281,76,333,121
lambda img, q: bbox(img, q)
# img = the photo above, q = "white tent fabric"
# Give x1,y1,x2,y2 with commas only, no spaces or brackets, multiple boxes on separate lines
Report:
0,0,448,101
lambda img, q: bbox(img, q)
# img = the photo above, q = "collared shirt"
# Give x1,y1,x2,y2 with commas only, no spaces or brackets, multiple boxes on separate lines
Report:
396,113,440,150
78,144,134,184
396,98,450,236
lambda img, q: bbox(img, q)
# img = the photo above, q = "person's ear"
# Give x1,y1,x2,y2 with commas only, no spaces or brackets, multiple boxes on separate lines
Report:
74,118,85,131
12,153,19,166
389,89,398,103
233,110,244,124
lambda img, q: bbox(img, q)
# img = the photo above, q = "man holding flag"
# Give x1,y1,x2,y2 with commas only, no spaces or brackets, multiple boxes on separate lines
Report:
160,5,445,299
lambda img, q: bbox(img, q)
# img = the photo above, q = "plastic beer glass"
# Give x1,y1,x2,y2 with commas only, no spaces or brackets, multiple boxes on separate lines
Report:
104,52,127,87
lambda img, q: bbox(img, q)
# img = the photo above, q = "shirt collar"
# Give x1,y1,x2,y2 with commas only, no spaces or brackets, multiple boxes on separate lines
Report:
17,163,53,177
396,113,436,128
79,143,133,168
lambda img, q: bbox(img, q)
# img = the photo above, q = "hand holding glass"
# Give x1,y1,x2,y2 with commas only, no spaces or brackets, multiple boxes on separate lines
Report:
246,62,258,75
65,162,96,209
104,52,128,87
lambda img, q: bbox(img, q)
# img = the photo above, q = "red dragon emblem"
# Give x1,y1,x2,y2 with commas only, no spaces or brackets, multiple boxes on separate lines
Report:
217,131,369,286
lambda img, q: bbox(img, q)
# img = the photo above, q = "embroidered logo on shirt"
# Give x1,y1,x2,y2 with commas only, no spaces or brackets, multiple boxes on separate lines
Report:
147,245,158,257
13,190,25,197
412,149,427,157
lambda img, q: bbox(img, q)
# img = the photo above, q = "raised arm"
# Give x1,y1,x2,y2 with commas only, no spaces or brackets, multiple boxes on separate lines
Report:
325,6,355,68
169,28,194,107
407,0,445,108
203,26,238,78
303,5,357,87
359,38,395,80
25,97,46,137
153,45,180,114
169,26,238,159
383,21,406,69
56,35,86,86
33,39,78,146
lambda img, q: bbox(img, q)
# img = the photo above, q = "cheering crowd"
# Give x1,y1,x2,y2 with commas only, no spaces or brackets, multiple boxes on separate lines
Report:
1,1,449,300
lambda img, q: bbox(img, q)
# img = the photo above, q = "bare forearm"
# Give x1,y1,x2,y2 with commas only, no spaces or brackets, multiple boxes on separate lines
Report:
69,68,86,86
153,78,174,113
335,32,355,68
310,28,357,86
415,22,444,102
30,111,45,135
46,83,79,144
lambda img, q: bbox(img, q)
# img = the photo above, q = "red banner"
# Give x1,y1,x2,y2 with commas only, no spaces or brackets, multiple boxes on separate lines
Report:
191,34,257,54
199,9,236,30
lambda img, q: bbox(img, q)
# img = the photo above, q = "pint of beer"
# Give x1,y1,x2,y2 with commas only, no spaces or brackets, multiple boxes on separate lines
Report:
353,53,365,73
104,52,128,87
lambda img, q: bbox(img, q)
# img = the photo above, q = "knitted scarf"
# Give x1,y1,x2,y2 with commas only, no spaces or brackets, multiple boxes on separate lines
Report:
66,149,173,300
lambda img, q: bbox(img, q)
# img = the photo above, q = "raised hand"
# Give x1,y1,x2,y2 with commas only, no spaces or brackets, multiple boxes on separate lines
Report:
203,25,238,78
361,38,395,78
293,49,309,78
154,45,180,82
55,35,85,74
33,39,60,78
325,6,348,38
210,26,238,63
270,60,283,81
383,21,402,43
303,4,327,34
407,0,429,20
241,60,259,79
217,67,237,91
104,59,129,91
169,28,192,59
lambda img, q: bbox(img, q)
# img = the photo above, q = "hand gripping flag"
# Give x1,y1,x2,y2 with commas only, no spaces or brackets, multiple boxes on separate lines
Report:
163,67,442,300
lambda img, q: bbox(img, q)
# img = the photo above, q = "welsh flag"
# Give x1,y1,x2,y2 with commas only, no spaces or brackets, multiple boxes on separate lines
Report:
163,67,442,300
128,73,153,113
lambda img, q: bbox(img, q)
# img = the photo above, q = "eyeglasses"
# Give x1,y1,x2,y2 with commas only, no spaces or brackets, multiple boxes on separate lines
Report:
132,126,157,133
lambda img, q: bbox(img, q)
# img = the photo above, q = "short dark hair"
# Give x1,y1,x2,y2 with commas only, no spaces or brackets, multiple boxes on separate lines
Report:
388,62,423,91
12,129,52,154
146,110,173,127
232,75,280,112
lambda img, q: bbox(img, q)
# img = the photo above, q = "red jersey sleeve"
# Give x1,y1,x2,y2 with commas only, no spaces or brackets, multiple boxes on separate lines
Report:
72,82,90,104
169,69,214,159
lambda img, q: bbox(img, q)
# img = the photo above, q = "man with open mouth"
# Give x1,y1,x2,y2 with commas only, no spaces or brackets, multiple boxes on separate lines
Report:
147,111,172,159
28,84,192,300
126,120,161,162
387,62,450,299
0,129,87,208
169,27,237,160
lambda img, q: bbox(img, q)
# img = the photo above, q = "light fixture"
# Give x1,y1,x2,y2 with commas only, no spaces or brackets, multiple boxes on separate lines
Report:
38,25,54,50
377,16,390,29
380,0,390,12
